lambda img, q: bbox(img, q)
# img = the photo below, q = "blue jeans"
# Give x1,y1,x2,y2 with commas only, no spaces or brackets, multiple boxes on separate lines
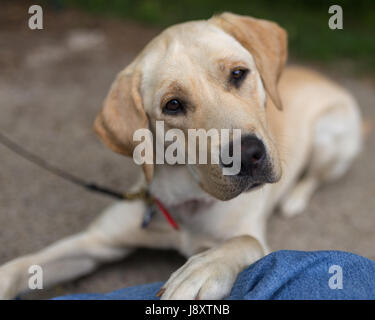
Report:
54,250,375,300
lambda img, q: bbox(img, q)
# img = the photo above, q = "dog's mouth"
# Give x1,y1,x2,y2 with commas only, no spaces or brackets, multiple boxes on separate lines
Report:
232,178,266,194
190,159,280,201
244,182,264,191
199,175,268,201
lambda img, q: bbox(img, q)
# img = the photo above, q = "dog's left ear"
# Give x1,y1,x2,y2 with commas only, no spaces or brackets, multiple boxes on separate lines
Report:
210,12,287,110
94,65,154,182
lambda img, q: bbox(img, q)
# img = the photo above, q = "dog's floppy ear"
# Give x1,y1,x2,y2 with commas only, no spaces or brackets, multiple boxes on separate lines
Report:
94,66,154,182
210,12,287,110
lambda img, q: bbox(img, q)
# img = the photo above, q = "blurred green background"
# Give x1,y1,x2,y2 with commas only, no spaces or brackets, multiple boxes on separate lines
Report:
50,0,375,73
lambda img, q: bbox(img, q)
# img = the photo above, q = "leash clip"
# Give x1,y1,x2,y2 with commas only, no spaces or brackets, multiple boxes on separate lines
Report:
124,189,179,230
141,204,157,228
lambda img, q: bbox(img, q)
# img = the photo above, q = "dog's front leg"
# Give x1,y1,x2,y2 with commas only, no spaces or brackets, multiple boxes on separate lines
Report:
0,230,130,300
159,235,264,300
0,200,179,299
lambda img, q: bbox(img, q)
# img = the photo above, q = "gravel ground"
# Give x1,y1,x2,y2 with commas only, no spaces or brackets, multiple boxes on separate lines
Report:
0,2,374,299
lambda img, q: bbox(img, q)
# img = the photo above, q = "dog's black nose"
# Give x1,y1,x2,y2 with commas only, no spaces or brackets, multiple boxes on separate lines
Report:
221,135,267,177
240,135,266,175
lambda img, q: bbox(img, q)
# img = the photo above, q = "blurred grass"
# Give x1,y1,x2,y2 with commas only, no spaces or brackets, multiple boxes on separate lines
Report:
52,0,375,72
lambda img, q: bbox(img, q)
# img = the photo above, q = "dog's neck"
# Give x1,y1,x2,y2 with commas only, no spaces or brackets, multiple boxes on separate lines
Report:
148,164,216,210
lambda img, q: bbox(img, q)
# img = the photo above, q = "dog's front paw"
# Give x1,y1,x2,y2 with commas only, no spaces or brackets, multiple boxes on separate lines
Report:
158,249,238,300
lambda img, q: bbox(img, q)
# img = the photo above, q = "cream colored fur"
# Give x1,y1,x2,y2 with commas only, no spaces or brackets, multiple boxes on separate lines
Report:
0,13,361,300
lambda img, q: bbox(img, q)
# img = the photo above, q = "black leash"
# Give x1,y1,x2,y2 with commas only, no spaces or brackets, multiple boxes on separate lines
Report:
0,131,179,229
0,131,137,200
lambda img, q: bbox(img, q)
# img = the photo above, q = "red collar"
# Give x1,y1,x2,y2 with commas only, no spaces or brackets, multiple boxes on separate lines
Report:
152,197,179,230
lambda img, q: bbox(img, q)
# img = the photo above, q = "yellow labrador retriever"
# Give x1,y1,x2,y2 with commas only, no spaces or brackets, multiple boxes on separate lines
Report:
0,12,361,300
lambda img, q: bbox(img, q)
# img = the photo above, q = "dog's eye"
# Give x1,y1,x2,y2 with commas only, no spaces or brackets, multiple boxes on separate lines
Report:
163,99,184,115
230,68,249,88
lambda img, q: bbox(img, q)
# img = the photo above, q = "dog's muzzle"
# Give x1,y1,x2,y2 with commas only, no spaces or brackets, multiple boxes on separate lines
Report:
221,134,275,185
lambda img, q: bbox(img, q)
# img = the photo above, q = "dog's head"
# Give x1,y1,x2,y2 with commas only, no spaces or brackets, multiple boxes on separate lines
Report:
94,13,287,201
